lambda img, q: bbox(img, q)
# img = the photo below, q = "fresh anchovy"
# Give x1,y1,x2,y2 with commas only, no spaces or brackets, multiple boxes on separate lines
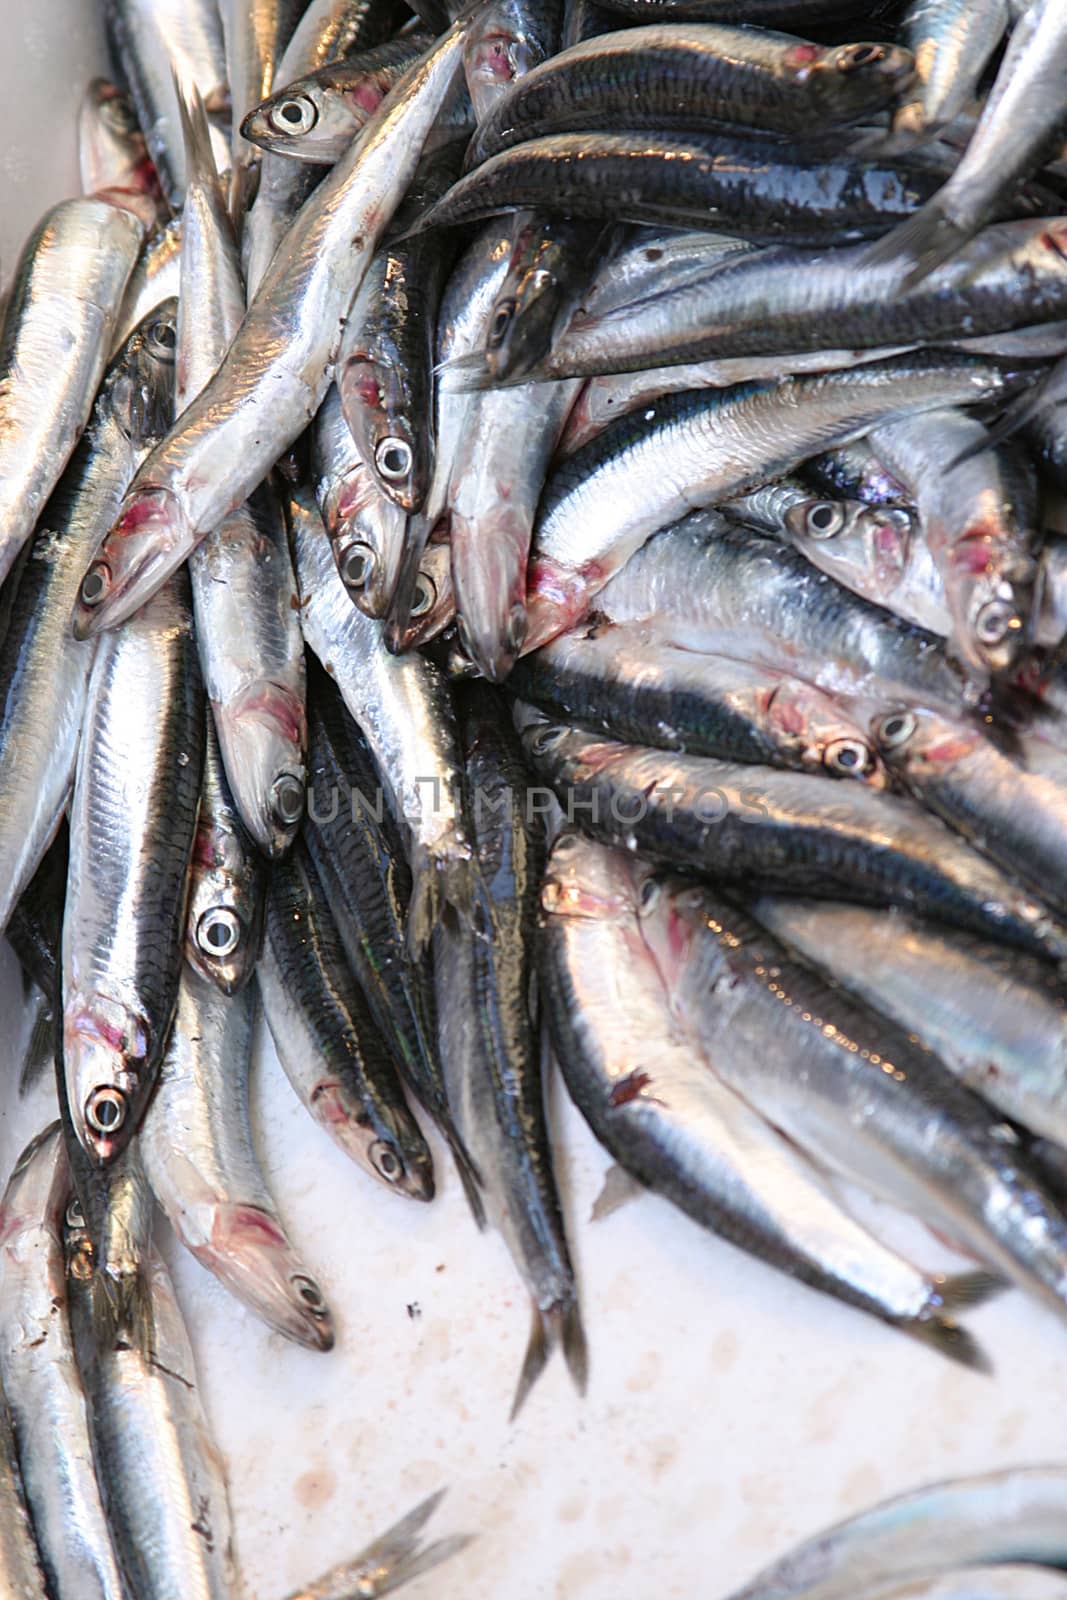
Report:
804,438,911,506
530,219,1067,382
111,218,182,356
539,834,996,1364
241,35,435,163
219,0,307,180
481,213,612,384
893,0,1010,142
464,0,563,121
104,0,230,207
873,705,1067,913
259,839,436,1199
415,130,944,242
66,1216,238,1600
752,897,1067,1149
0,196,144,587
721,1466,1067,1600
398,537,457,651
241,0,409,294
637,874,1067,1315
448,365,579,680
185,717,266,996
525,354,1021,647
293,487,475,949
79,79,166,227
63,568,204,1164
466,24,914,168
175,90,307,855
0,1126,125,1600
304,670,482,1214
595,514,965,710
516,704,1067,962
437,684,585,1415
869,410,1039,677
313,384,408,618
0,304,174,940
511,623,885,780
74,23,471,637
281,1490,473,1600
140,965,335,1348
866,0,1067,283
0,1382,46,1600
337,216,451,516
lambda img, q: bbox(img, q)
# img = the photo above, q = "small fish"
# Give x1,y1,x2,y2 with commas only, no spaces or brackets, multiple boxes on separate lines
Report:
282,1488,473,1600
184,717,266,996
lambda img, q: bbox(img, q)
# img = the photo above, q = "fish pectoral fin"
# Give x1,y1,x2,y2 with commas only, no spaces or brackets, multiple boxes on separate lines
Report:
938,1269,1008,1312
590,1161,645,1223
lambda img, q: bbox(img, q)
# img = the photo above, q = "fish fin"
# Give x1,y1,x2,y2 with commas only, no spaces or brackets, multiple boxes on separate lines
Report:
559,1296,589,1397
590,1161,644,1222
509,1302,551,1420
946,376,1059,469
92,1265,155,1362
862,201,976,291
906,1315,993,1375
290,1489,474,1599
433,350,496,393
445,1128,487,1231
384,513,435,654
18,997,56,1098
938,1270,1007,1312
173,73,224,205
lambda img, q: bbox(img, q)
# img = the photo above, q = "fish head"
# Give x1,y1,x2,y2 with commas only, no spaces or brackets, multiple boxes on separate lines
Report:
240,77,338,161
763,678,886,787
394,539,456,651
214,684,307,858
79,79,166,222
103,299,179,450
313,1081,436,1200
329,458,407,617
63,997,154,1165
194,1204,334,1351
72,483,193,638
870,704,984,782
463,11,538,120
541,830,638,925
803,40,916,117
785,498,911,591
452,511,529,681
339,353,429,514
483,238,561,384
185,819,266,994
956,543,1040,679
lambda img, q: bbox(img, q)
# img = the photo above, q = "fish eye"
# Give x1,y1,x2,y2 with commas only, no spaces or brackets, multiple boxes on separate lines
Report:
369,1140,404,1183
528,723,567,756
80,561,112,607
85,1086,127,1137
270,772,305,827
824,737,872,776
196,906,242,959
875,710,917,749
487,297,516,350
339,540,375,591
976,598,1017,646
374,437,412,483
290,1273,328,1316
804,501,846,540
410,573,436,619
638,877,661,912
837,42,886,73
268,94,318,136
147,318,177,360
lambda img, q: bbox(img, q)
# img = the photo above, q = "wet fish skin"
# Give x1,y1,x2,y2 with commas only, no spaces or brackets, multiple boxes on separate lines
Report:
511,623,886,781
894,0,1010,143
437,682,585,1415
110,218,183,357
722,1466,1067,1600
63,566,204,1165
260,840,436,1200
751,897,1067,1150
185,717,266,996
0,196,145,589
538,833,994,1365
75,21,473,639
0,1125,125,1600
873,704,1067,915
0,302,176,945
637,873,1067,1317
79,79,167,227
66,1216,239,1600
140,965,335,1349
526,354,1023,649
293,486,475,949
313,384,408,619
464,0,564,122
0,1382,47,1600
466,23,914,168
241,35,434,163
516,704,1067,964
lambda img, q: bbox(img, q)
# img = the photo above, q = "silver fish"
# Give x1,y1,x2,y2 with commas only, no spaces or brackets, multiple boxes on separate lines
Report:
0,196,145,587
140,965,335,1349
894,0,1011,142
313,384,408,619
185,717,266,996
110,218,183,357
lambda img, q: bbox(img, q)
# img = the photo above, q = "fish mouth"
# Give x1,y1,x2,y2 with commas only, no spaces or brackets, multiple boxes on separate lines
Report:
72,485,192,638
63,1012,149,1165
214,685,307,857
196,1204,335,1351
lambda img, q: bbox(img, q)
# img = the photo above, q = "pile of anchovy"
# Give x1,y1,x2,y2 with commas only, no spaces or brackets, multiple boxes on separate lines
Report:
7,0,1067,1593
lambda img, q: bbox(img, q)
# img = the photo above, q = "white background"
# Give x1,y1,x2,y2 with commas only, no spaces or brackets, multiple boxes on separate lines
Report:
2,4,1066,1597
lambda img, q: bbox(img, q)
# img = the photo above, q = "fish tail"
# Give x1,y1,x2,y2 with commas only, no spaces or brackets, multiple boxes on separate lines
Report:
509,1293,588,1420
861,200,975,290
558,1294,589,1397
173,74,223,205
19,995,56,1098
938,1270,1007,1312
509,1301,551,1420
905,1313,993,1374
946,377,1057,468
292,1489,475,1599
